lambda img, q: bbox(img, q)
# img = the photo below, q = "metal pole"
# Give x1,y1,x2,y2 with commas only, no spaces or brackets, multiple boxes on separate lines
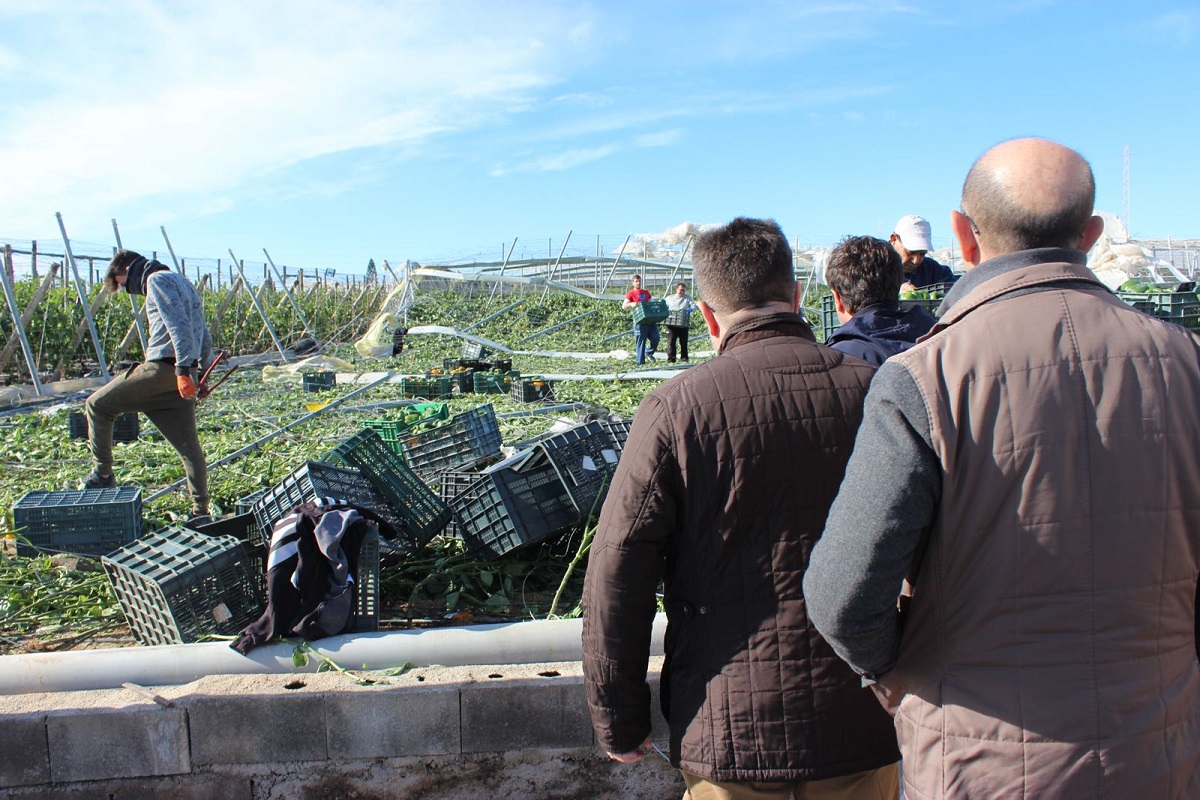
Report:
664,235,693,292
540,231,572,302
113,219,148,351
55,212,111,380
486,238,518,305
463,299,525,333
145,372,394,502
159,226,183,273
517,309,598,343
381,259,402,284
0,246,44,394
263,248,318,343
599,235,632,295
228,249,289,361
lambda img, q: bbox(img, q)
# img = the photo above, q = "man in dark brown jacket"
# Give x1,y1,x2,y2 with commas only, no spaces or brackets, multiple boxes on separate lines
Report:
806,138,1200,798
582,218,900,799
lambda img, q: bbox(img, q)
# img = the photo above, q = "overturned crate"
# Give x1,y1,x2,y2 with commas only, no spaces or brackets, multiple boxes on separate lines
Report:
322,428,452,554
12,487,144,557
598,416,634,456
528,420,621,518
438,453,506,537
250,461,399,549
102,527,263,646
399,403,504,481
449,450,580,561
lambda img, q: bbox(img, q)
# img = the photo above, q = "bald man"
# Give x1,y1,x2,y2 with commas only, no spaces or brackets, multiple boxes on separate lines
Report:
805,138,1200,798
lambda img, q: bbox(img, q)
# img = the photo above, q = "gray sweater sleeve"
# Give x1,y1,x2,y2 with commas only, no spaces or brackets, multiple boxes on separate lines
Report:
803,361,941,678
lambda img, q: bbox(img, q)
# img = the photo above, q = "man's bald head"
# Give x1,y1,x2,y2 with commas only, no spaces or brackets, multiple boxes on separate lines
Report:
961,138,1097,256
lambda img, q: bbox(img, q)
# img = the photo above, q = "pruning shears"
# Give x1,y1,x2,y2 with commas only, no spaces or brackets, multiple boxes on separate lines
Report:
197,351,239,402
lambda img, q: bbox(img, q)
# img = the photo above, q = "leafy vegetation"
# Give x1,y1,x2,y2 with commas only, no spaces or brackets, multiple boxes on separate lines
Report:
0,282,831,653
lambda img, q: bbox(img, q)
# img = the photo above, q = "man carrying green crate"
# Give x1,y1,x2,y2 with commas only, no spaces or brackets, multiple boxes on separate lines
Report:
82,251,213,525
584,218,899,798
824,235,936,366
663,281,697,363
621,274,659,365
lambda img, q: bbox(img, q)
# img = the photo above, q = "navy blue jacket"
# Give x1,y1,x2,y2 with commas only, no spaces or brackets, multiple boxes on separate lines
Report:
903,256,956,289
825,302,937,367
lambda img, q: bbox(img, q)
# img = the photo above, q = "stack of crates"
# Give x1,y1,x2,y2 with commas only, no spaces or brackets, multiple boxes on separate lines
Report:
400,404,504,480
665,308,692,328
449,450,582,561
364,403,450,451
511,376,554,403
1116,283,1200,331
102,527,264,646
301,371,337,392
68,411,140,442
250,461,396,548
632,299,669,325
12,487,143,557
321,428,451,555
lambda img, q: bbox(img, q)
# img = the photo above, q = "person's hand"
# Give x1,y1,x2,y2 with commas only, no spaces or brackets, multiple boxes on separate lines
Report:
607,736,652,763
900,281,918,294
177,374,198,400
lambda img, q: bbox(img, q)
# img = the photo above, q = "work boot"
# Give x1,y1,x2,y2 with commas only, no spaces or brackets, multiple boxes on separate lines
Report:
81,469,116,489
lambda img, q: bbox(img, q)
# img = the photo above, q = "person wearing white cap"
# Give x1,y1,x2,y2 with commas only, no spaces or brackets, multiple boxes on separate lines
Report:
890,214,957,289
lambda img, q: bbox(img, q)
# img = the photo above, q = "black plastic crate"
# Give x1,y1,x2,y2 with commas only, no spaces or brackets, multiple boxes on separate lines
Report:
450,452,579,561
529,421,620,517
322,428,451,553
234,488,270,516
511,376,555,403
12,487,143,557
438,453,506,537
102,527,264,646
400,375,452,399
599,416,633,456
664,308,692,328
302,371,337,392
68,411,140,442
250,461,396,548
400,404,504,481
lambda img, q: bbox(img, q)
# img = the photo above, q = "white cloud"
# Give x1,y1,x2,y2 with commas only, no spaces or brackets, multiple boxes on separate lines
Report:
634,130,683,148
0,1,592,231
1149,10,1196,45
491,144,619,176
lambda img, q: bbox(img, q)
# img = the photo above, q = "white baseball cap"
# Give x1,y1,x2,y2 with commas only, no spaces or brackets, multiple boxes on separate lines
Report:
893,215,934,252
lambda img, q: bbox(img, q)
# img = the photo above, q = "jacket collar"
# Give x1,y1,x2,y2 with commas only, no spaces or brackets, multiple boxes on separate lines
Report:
929,248,1103,335
719,311,815,355
124,256,170,296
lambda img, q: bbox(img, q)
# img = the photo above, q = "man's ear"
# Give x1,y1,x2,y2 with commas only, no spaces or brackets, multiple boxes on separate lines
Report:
699,301,720,338
831,288,848,315
1079,215,1105,251
950,210,981,267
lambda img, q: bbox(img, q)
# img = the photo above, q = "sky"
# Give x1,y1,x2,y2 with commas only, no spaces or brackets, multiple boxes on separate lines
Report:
0,1,1196,275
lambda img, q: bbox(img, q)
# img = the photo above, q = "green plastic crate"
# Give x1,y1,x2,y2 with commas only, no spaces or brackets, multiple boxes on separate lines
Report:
400,404,504,481
1117,286,1200,330
250,461,398,548
102,527,263,646
322,428,451,554
365,403,450,451
473,370,520,394
399,375,452,399
632,299,669,324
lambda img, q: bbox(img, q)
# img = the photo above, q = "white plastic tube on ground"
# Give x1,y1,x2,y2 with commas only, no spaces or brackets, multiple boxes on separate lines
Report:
0,615,668,695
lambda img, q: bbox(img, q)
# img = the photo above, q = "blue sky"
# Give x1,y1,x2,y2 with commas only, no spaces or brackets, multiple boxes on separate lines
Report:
0,1,1195,274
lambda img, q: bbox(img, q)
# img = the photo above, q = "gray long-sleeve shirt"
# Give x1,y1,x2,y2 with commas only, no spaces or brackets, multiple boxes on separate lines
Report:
144,269,212,374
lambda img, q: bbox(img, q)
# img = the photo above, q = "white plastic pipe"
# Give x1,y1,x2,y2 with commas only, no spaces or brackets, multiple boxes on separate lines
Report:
0,614,667,695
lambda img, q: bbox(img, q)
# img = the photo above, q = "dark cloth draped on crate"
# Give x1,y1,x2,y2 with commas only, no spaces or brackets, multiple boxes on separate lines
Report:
232,498,388,654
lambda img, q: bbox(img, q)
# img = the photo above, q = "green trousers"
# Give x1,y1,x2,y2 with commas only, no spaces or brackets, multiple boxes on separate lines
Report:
85,360,208,515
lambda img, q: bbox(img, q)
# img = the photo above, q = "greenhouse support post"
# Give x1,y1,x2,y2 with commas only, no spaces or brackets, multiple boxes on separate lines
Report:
486,238,518,305
228,248,289,361
599,234,632,295
55,212,111,380
540,231,572,302
263,248,318,344
0,246,44,394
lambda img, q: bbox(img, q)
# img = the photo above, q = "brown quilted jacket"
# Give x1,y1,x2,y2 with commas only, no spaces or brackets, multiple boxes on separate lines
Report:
886,256,1200,798
582,312,900,782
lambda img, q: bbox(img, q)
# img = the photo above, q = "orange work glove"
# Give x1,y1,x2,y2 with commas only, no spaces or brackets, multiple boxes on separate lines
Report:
177,374,198,400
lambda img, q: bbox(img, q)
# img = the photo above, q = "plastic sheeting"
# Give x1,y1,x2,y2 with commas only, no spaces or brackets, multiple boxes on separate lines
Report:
261,354,356,384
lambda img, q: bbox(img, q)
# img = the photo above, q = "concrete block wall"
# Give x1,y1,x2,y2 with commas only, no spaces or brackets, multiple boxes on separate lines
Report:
0,659,679,799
